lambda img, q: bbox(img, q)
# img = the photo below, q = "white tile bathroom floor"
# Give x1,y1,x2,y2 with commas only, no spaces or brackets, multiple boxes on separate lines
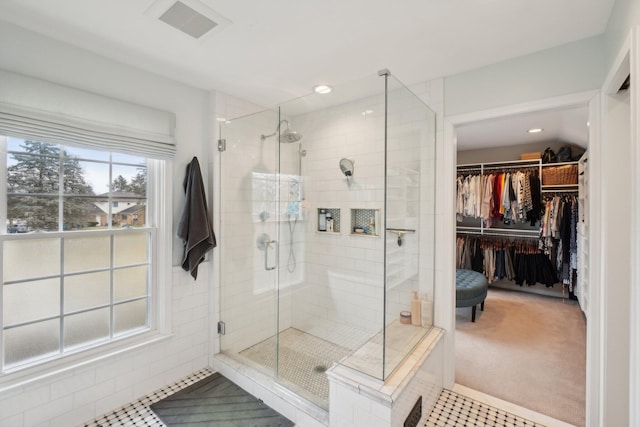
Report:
425,389,545,427
81,369,546,427
82,368,213,427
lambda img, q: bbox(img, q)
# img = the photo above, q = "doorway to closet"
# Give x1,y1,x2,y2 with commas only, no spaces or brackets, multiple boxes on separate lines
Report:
452,101,593,427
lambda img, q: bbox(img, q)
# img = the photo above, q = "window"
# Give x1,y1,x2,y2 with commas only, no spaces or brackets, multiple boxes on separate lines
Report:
1,136,156,371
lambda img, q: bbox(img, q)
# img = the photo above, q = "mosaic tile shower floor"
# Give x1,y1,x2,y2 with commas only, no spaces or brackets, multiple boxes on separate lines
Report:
239,328,351,408
82,370,546,426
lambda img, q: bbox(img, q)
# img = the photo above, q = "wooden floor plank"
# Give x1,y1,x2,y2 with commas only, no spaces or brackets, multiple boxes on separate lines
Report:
150,373,294,427
153,400,274,416
151,394,256,409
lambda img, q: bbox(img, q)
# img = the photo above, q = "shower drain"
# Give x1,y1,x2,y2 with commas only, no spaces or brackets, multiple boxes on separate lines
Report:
313,365,328,373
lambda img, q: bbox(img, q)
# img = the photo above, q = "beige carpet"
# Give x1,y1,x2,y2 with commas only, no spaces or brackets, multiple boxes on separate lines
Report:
455,287,586,427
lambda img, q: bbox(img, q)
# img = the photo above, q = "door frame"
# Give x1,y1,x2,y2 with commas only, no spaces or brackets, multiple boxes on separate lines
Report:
438,89,600,423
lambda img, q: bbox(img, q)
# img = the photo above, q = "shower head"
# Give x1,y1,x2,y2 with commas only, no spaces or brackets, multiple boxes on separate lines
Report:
339,158,354,177
280,129,303,143
260,120,303,143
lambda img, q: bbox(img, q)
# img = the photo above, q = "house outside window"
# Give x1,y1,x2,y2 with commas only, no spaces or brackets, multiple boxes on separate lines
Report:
1,136,156,371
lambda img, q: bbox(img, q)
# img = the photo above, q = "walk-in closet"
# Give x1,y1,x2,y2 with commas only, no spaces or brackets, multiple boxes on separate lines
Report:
453,104,591,427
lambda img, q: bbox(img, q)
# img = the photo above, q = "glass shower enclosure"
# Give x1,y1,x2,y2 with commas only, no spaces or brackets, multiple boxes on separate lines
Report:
218,71,436,410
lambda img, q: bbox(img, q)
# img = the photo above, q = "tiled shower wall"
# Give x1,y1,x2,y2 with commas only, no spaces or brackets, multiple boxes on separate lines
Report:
287,92,386,350
287,83,436,351
215,79,439,361
217,105,296,355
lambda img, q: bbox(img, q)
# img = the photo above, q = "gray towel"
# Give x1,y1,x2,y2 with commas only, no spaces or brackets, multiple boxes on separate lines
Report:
177,157,216,279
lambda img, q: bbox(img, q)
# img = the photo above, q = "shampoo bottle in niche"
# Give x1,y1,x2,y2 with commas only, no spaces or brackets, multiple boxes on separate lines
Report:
326,211,333,232
318,209,327,231
411,291,421,326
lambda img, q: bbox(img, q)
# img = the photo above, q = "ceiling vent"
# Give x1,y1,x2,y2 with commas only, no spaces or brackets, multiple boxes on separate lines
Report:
147,0,231,40
159,1,217,39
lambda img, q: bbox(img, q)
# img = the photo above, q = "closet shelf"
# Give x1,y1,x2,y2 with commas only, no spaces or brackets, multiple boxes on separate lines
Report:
541,160,579,168
458,159,541,168
456,226,539,239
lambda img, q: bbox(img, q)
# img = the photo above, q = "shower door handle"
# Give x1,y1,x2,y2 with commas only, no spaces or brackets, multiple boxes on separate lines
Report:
257,234,278,271
265,240,278,271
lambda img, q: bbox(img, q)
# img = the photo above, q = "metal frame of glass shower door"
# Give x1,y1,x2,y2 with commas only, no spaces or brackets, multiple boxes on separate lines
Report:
274,107,282,384
379,68,390,380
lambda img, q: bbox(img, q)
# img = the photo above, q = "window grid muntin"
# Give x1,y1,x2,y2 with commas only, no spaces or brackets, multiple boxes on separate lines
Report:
2,137,157,373
1,230,152,370
6,140,148,233
3,294,150,332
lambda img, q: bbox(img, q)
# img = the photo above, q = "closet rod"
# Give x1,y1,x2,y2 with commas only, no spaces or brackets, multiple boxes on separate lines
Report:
457,159,540,168
456,226,539,236
456,230,540,239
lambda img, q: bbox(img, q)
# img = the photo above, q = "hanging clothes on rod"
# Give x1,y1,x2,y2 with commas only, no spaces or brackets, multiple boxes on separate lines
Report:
540,194,578,291
456,234,558,287
456,166,542,227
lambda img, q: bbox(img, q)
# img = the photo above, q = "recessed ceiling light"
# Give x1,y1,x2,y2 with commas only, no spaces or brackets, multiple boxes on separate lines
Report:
361,109,374,116
313,84,332,94
216,117,226,122
527,128,543,134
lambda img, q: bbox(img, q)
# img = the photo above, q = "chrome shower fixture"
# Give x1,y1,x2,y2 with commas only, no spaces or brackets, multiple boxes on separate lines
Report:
340,158,354,187
339,158,354,177
261,120,303,143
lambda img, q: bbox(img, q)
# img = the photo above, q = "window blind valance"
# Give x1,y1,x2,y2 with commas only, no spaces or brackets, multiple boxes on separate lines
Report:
0,70,176,159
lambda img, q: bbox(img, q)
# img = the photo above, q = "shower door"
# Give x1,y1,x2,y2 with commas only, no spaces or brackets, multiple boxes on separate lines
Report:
218,108,282,378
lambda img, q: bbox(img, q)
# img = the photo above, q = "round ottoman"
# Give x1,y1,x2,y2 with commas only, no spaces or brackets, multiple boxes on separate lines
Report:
456,269,488,322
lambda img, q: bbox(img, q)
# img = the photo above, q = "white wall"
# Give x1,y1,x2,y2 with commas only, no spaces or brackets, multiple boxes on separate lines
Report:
442,9,640,425
600,80,631,427
605,0,640,66
0,23,212,426
603,4,640,425
444,36,606,117
0,22,210,266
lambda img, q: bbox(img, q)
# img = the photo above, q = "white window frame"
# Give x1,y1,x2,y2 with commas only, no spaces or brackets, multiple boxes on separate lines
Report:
0,137,173,389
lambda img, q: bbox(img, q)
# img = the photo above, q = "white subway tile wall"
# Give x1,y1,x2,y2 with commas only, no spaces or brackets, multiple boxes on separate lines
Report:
217,78,439,384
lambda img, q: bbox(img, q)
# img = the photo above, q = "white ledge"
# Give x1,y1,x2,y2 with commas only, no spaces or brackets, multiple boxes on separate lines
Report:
326,326,444,407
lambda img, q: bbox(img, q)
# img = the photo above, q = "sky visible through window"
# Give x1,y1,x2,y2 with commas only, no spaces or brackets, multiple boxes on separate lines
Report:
7,137,146,195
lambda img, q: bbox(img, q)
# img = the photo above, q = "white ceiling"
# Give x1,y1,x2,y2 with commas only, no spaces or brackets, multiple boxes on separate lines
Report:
0,0,614,150
456,105,590,151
